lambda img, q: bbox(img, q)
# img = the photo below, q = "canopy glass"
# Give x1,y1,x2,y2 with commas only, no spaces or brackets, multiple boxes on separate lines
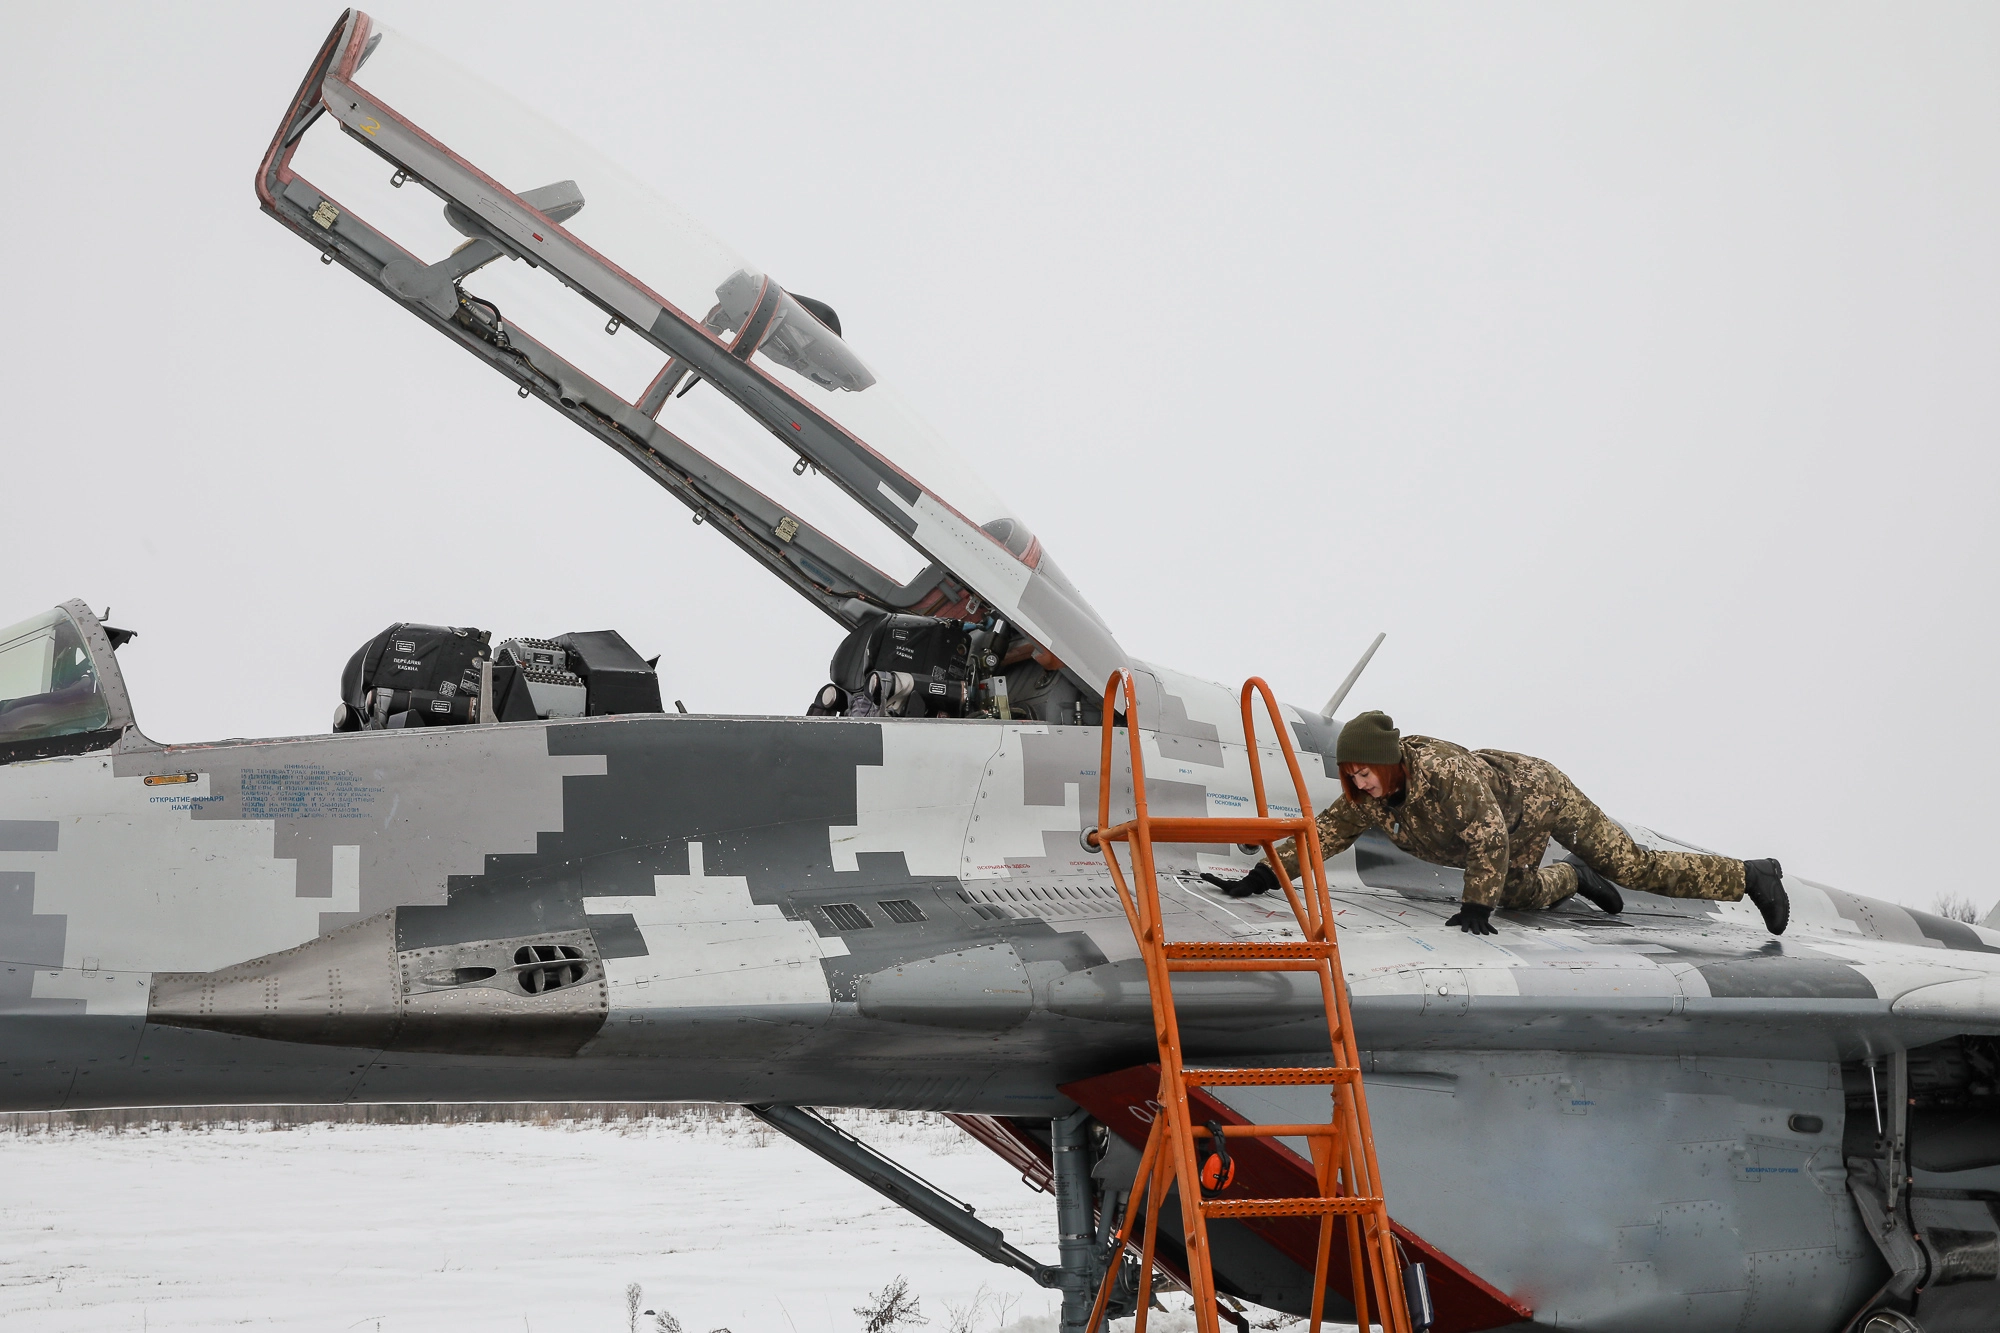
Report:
268,14,1125,685
348,26,1031,561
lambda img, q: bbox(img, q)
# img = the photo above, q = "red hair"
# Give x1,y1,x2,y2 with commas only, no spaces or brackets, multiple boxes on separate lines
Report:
1339,762,1406,803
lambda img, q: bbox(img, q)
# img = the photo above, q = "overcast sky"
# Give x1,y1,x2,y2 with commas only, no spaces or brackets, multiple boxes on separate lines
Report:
4,3,1995,913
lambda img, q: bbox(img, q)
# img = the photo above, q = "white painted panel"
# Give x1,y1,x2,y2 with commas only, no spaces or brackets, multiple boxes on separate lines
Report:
584,841,839,1010
828,725,996,876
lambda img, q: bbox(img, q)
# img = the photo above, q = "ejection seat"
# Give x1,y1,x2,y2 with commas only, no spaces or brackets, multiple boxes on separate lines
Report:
806,610,1104,725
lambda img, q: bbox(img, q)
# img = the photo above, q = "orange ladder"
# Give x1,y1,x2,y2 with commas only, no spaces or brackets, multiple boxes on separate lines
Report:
1082,673,1410,1333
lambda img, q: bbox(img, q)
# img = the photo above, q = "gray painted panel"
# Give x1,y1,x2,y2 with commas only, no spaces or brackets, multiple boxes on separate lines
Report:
856,943,1033,1028
1698,958,1878,1000
0,874,81,1017
1220,1051,1880,1333
0,821,58,852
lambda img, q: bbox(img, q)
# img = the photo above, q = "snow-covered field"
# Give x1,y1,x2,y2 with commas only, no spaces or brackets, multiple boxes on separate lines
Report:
0,1111,1321,1333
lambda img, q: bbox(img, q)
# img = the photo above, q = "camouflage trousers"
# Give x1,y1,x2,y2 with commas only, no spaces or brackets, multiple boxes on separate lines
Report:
1499,774,1745,910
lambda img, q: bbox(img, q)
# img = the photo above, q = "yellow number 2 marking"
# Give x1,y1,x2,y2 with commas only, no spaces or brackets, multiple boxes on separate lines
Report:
358,117,380,137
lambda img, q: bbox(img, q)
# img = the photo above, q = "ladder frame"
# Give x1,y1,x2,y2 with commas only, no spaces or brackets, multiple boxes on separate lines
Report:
1082,672,1410,1333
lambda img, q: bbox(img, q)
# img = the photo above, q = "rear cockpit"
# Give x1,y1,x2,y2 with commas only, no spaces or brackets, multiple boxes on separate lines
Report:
809,611,1103,725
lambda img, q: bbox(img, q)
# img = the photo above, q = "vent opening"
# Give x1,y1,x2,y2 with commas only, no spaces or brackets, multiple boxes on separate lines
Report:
514,944,587,994
877,899,926,924
415,964,502,988
820,903,873,932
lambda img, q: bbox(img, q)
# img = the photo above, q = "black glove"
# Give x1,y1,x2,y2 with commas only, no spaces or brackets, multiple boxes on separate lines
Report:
1200,863,1279,898
1444,902,1497,935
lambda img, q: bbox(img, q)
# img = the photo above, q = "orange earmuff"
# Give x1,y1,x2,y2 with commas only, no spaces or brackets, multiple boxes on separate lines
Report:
1199,1120,1235,1194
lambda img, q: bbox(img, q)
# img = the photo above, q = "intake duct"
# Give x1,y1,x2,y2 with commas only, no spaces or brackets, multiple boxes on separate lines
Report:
147,910,607,1057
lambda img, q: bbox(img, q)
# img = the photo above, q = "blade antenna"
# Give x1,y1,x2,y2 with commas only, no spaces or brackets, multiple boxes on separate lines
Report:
1319,632,1386,722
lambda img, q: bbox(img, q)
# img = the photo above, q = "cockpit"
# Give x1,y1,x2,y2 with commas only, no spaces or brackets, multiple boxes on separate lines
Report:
0,594,1103,763
320,605,1101,736
6,15,1132,765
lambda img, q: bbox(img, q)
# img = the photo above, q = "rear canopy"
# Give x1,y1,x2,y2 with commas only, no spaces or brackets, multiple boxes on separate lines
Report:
258,12,1127,692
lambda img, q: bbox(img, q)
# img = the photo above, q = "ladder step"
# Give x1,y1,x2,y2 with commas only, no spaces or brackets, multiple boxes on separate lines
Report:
1163,940,1339,973
1162,941,1337,960
1184,1067,1359,1087
1194,1123,1338,1139
1097,816,1312,846
1201,1196,1384,1219
1166,958,1324,973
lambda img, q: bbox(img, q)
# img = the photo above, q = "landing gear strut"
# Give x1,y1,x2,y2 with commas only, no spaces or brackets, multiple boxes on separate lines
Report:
748,1104,1148,1326
1053,1110,1104,1333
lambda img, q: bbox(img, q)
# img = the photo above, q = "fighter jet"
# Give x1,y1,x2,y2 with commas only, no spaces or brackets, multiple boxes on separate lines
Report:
2,13,1996,1333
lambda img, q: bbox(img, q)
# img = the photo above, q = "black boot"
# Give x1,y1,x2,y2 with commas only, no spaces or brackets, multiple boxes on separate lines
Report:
1743,858,1788,934
1560,856,1623,915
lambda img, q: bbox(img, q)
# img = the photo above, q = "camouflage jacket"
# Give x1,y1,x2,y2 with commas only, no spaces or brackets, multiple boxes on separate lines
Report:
1272,736,1566,907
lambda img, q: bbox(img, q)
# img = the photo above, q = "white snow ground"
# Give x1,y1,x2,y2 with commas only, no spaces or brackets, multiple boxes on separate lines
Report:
0,1111,1331,1333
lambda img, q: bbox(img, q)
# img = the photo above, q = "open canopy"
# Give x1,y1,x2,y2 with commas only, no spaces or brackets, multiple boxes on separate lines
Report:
258,11,1126,691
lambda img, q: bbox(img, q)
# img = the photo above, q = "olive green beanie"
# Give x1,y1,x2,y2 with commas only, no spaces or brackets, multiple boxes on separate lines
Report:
1336,711,1402,765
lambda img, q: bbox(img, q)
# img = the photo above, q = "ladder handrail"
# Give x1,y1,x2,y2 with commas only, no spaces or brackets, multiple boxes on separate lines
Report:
1240,675,1392,1244
1239,676,1328,939
1095,669,1142,835
1094,669,1171,952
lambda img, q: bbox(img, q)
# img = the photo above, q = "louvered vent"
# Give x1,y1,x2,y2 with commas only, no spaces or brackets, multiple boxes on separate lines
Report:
956,883,1125,919
820,903,873,931
514,943,587,994
877,899,926,924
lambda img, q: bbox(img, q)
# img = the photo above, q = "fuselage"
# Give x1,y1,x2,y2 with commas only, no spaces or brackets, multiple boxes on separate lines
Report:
10,653,1999,1330
3,654,1994,1115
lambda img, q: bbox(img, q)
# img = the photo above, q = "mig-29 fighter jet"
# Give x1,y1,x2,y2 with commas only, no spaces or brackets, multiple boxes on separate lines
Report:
3,13,1999,1333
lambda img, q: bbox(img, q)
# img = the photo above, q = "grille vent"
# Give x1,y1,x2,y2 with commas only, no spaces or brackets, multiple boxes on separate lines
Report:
877,899,927,924
957,883,1124,919
514,944,587,994
820,903,873,932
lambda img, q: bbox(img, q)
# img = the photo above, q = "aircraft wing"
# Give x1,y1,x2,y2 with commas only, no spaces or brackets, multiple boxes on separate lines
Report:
257,11,1127,689
1031,874,2000,1062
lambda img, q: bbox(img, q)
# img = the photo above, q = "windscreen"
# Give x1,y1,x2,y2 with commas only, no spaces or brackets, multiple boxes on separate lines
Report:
0,608,109,745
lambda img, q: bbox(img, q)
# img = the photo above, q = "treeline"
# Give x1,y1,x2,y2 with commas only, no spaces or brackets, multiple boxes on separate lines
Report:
0,1101,761,1135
